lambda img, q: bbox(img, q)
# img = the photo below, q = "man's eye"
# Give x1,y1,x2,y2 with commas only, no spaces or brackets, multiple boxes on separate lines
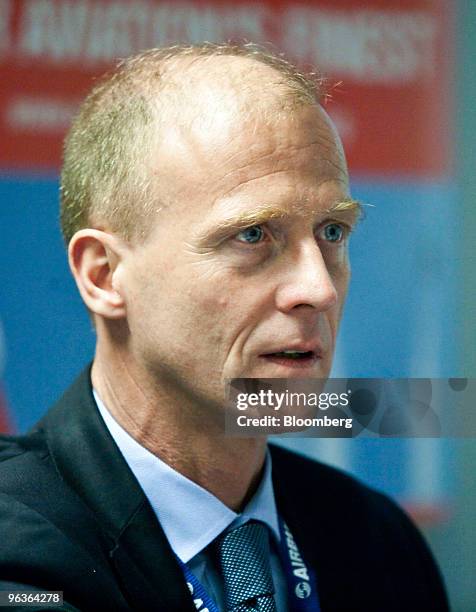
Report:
319,223,345,243
235,225,265,244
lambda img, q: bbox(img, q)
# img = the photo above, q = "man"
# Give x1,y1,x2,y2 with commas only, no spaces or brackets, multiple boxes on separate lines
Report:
0,43,448,611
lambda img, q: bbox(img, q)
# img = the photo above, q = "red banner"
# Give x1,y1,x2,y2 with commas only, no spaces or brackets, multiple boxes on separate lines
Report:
0,0,452,177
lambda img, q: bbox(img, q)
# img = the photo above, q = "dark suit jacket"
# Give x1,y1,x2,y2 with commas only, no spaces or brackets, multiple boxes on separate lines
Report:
0,368,449,611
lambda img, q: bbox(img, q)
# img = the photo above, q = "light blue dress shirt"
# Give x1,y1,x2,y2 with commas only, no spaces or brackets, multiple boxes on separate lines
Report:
94,391,289,611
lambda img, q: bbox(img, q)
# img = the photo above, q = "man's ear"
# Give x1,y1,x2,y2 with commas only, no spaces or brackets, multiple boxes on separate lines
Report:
68,229,128,319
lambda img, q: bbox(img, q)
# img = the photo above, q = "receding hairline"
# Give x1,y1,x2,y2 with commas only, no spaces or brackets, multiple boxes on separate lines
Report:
110,42,325,100
148,51,319,104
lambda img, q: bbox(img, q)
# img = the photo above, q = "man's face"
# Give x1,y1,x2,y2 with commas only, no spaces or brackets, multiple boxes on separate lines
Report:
115,103,358,410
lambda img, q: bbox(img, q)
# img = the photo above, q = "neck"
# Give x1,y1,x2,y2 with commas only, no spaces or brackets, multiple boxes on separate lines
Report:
91,345,267,511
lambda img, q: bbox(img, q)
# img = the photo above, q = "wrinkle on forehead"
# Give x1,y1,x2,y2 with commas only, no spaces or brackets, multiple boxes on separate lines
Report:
161,105,345,174
220,133,346,181
212,110,348,196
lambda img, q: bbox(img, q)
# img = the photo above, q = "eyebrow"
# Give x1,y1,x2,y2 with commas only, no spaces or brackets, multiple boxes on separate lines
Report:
194,198,363,247
327,198,363,217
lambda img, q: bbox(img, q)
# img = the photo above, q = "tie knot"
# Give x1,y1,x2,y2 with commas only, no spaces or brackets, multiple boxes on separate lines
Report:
215,521,276,611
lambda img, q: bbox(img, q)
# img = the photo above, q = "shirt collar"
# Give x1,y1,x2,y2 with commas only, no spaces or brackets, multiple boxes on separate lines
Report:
94,390,280,563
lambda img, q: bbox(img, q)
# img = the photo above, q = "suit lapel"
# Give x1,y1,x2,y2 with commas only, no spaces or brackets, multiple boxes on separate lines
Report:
35,366,196,612
109,500,197,611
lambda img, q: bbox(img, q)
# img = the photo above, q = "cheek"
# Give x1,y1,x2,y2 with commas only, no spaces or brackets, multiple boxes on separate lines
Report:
330,254,350,293
191,264,241,309
191,282,239,335
197,287,230,310
327,260,350,323
217,294,230,308
337,268,350,301
190,272,268,342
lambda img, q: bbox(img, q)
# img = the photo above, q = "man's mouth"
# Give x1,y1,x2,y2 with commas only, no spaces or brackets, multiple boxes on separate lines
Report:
259,349,320,368
268,350,315,360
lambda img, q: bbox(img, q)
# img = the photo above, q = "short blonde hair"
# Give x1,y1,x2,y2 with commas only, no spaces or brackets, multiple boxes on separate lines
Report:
60,42,325,245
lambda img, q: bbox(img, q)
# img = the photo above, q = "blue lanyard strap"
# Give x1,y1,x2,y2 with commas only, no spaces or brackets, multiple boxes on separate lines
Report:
182,562,219,612
277,519,321,612
178,517,321,612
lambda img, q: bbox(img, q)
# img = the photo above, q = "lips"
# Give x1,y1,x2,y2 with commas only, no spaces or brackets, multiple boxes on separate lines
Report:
260,341,322,359
258,344,322,369
267,350,315,359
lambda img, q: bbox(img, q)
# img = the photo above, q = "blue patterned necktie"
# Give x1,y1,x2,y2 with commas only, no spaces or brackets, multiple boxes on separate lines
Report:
215,521,278,612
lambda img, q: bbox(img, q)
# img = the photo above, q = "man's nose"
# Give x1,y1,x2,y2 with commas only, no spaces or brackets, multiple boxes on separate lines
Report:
274,242,339,313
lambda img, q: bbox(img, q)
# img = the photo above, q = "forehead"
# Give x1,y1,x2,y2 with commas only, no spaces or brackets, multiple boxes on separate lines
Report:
216,106,347,199
152,102,348,220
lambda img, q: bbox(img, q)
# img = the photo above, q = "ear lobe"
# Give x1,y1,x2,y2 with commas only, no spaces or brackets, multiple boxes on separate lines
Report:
68,229,127,320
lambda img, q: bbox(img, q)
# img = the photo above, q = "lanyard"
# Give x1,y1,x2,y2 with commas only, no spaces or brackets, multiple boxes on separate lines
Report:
180,517,321,612
277,519,320,612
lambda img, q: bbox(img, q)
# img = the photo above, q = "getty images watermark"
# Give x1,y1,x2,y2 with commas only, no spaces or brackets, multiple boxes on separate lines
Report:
225,378,475,438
